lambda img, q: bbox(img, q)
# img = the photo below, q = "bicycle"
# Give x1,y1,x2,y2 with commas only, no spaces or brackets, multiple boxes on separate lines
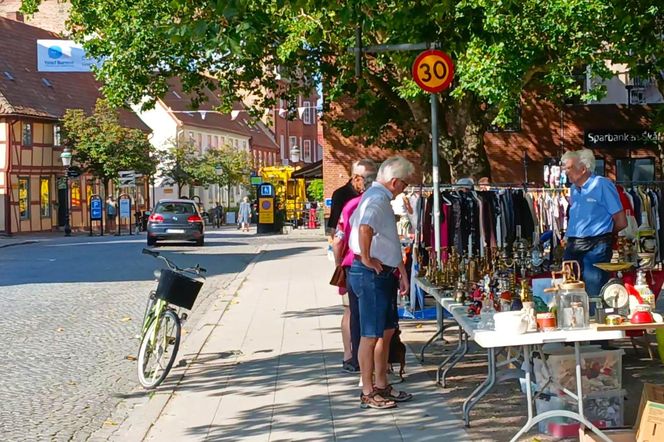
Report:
137,248,206,389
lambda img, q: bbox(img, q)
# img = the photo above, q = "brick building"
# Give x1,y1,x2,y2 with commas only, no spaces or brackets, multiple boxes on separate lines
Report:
0,16,149,234
273,90,320,166
323,74,664,209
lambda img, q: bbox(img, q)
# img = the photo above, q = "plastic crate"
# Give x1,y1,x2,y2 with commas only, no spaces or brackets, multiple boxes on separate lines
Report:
155,269,203,310
542,349,623,394
536,389,625,436
579,389,625,428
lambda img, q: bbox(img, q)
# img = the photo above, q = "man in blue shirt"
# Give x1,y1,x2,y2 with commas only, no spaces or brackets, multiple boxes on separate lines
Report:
562,149,627,297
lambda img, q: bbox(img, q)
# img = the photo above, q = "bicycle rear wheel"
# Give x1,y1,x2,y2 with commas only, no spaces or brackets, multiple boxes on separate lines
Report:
137,309,181,389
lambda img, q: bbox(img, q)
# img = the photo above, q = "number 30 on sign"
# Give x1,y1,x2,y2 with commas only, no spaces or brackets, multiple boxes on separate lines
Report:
412,50,454,93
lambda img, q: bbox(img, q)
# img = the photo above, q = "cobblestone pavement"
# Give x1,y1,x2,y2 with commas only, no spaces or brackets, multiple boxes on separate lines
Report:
0,229,271,441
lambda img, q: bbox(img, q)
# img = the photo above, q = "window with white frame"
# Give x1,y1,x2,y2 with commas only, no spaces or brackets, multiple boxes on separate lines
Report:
289,136,297,148
53,125,61,146
303,139,312,163
303,101,312,124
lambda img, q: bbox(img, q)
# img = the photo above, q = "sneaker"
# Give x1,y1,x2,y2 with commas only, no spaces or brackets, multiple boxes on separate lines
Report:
342,360,360,373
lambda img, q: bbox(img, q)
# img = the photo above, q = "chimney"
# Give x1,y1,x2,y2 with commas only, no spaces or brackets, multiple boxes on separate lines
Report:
5,12,25,22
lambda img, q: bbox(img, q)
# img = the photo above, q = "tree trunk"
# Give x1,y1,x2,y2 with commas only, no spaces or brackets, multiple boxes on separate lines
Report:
407,94,490,184
441,97,491,182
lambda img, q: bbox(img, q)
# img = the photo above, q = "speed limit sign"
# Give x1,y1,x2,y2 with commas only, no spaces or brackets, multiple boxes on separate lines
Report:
412,50,454,93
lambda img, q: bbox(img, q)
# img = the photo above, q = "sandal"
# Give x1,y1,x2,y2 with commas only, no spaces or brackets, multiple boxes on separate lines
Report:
360,389,397,409
374,384,413,403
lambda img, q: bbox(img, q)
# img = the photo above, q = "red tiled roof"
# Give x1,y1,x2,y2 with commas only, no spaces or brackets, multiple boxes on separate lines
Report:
161,77,278,150
0,17,149,131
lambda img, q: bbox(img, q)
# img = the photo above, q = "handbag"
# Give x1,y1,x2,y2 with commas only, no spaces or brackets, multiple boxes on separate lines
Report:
329,265,346,289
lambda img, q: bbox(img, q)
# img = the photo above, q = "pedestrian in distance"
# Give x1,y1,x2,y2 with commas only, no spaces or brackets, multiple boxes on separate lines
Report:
106,196,117,233
332,158,378,374
214,202,224,228
561,149,627,297
238,196,251,232
348,156,414,409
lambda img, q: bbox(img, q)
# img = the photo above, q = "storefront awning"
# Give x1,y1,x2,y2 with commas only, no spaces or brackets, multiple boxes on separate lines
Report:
292,160,322,179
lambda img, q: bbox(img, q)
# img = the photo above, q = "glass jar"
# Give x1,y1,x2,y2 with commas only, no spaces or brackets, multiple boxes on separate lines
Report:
555,281,590,330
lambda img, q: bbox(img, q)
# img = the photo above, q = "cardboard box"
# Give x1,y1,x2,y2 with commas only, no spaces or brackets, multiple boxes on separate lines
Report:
635,384,664,442
578,428,636,442
578,383,664,442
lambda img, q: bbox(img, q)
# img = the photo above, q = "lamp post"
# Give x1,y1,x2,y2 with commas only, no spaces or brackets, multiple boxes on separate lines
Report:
290,145,301,164
214,164,223,206
60,147,72,236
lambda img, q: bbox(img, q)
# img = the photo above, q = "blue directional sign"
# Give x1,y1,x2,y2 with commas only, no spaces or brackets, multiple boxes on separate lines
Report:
90,195,103,221
325,198,332,208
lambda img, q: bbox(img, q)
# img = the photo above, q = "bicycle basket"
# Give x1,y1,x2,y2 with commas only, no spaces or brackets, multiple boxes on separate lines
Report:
155,269,203,310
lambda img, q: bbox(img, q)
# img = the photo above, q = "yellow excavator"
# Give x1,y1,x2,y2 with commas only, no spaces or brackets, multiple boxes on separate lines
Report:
259,166,307,224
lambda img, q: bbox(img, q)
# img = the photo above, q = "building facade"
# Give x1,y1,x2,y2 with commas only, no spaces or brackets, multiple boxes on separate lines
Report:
135,79,279,212
0,16,148,235
273,91,320,166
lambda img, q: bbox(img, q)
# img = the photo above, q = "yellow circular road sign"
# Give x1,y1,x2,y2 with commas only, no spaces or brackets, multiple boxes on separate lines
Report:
412,50,455,93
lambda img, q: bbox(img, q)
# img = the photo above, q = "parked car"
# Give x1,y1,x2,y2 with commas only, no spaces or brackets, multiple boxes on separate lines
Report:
146,199,205,246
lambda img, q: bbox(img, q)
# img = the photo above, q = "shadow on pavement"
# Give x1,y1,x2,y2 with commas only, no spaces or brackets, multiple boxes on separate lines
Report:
0,245,319,287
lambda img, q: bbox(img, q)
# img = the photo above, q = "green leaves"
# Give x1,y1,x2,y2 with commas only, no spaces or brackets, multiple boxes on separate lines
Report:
62,99,156,188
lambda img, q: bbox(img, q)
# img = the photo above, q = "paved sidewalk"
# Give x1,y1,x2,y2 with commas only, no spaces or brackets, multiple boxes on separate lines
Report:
107,240,469,441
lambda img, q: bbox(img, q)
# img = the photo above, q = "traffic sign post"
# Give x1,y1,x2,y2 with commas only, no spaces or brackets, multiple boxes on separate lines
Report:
89,194,104,236
412,49,455,266
118,193,132,236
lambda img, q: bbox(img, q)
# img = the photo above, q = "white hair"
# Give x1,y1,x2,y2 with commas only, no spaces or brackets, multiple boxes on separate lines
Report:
377,156,415,182
351,159,377,176
561,149,595,172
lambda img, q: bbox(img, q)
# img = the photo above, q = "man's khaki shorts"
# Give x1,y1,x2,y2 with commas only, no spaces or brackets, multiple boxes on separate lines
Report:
341,293,349,307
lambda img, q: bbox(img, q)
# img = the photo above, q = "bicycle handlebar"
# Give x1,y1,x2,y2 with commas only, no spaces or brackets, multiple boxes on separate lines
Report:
142,248,206,277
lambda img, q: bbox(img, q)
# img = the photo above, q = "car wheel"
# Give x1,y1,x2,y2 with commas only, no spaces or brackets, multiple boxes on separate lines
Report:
195,237,204,247
147,237,157,246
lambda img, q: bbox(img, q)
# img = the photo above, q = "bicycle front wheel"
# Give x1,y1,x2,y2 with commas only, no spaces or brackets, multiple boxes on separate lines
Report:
137,309,181,389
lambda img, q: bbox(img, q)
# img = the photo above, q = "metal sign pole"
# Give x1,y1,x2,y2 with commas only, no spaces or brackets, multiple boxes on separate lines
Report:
430,93,442,265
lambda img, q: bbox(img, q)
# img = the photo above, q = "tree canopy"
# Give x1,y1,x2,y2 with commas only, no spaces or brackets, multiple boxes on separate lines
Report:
61,99,157,195
23,0,664,179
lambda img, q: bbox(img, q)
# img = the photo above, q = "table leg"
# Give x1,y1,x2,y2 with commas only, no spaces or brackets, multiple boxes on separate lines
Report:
509,342,611,442
440,332,469,388
435,326,464,384
462,347,496,427
419,329,442,362
436,302,448,343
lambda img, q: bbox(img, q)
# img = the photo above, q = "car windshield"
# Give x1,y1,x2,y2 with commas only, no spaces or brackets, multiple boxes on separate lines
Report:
155,202,196,214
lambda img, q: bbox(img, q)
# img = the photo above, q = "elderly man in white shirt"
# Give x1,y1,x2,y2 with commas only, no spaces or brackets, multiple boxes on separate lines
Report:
347,156,414,409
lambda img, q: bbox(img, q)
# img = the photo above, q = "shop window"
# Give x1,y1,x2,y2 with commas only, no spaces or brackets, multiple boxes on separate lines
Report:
22,122,33,146
18,177,29,219
86,183,94,204
594,158,605,177
40,177,50,217
616,158,655,183
71,180,81,207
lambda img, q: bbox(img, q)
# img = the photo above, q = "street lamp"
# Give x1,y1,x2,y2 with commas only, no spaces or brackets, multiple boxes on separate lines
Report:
290,145,301,164
60,147,72,236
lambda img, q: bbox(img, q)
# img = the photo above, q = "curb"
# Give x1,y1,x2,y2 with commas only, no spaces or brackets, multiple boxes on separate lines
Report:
90,244,268,442
0,240,39,249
